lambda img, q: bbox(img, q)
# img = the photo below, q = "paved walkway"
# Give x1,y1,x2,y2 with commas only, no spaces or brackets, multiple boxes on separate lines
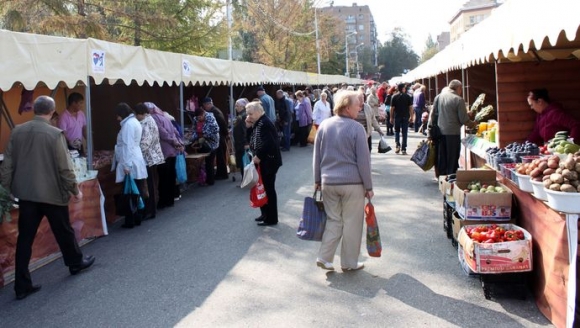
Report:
0,128,552,327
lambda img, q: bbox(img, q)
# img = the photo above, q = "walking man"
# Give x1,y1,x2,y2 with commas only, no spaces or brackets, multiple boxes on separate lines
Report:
0,96,95,300
390,83,413,155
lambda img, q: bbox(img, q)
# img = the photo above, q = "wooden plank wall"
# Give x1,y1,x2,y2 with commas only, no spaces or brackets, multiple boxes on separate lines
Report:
466,64,496,111
496,60,580,148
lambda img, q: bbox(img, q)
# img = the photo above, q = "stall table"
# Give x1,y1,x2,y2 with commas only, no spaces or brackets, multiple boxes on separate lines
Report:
0,178,107,287
464,136,578,327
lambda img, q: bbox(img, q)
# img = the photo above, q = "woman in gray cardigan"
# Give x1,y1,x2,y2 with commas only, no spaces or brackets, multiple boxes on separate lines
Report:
313,90,374,272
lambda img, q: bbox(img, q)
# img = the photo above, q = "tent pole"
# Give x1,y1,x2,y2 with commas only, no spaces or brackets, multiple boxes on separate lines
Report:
85,77,94,170
179,82,184,134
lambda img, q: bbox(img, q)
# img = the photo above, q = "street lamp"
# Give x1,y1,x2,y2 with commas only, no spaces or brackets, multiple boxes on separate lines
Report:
345,31,357,77
314,8,321,76
354,43,364,79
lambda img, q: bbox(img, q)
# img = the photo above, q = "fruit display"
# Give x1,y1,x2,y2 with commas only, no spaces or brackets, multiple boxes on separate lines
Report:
464,224,525,243
547,131,580,154
485,141,539,169
464,180,508,193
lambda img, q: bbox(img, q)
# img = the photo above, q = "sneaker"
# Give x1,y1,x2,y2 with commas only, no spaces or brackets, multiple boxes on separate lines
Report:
402,150,407,155
342,262,364,271
395,146,401,154
316,258,335,271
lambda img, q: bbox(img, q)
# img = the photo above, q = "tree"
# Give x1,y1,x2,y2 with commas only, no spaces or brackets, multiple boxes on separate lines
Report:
0,0,227,56
376,27,418,81
420,34,438,64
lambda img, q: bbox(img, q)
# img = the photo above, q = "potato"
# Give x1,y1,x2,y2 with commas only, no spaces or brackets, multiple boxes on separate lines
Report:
543,168,556,175
556,168,563,174
548,159,559,169
578,185,580,192
560,184,577,193
565,156,576,170
549,183,562,191
575,163,580,173
538,162,548,171
550,173,564,184
570,180,580,188
543,179,553,188
530,168,542,178
563,170,579,181
543,175,552,181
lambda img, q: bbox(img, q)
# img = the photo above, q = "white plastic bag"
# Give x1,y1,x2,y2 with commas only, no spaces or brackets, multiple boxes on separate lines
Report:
240,163,259,189
378,136,392,154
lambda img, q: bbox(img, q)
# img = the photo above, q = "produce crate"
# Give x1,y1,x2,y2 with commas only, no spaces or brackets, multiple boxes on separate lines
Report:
457,224,533,274
451,211,516,245
452,170,513,220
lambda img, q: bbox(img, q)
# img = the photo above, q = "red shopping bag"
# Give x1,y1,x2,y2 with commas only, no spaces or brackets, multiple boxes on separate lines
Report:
250,167,268,208
365,202,382,257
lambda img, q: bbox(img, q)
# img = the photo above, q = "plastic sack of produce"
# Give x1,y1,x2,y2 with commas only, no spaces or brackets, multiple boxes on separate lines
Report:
175,153,187,183
365,201,382,257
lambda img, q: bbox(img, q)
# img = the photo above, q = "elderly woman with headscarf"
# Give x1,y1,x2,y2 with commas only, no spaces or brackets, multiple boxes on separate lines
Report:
233,98,250,180
245,101,282,226
113,103,148,228
144,102,184,209
313,90,373,271
190,106,220,186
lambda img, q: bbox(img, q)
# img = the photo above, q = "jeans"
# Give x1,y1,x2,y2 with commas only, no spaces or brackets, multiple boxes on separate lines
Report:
281,122,291,150
394,117,409,150
413,107,423,132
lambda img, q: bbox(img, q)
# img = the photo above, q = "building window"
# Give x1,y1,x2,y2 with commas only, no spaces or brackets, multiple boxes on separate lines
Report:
358,14,364,19
358,24,364,31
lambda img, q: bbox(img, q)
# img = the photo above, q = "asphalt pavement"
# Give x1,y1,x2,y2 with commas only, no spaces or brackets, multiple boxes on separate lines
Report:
0,127,552,328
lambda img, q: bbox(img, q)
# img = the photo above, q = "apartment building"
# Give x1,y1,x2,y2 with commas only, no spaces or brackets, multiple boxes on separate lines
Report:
319,2,378,76
449,0,503,42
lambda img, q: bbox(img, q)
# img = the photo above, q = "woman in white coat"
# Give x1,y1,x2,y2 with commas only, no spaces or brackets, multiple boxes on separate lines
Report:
113,103,148,228
312,92,332,128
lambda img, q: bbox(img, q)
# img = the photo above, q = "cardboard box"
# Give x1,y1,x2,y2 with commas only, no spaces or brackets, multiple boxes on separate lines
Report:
438,175,454,196
458,224,533,274
451,211,514,240
452,170,513,220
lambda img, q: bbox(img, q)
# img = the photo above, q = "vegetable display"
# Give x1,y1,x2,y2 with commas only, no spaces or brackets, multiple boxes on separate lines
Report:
518,153,580,192
465,224,525,243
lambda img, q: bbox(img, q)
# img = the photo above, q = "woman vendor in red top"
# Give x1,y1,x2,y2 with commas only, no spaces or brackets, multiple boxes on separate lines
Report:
526,88,580,144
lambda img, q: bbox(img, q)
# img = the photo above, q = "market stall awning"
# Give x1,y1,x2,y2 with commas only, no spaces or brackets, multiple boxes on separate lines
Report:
405,0,580,80
0,29,87,90
0,29,362,90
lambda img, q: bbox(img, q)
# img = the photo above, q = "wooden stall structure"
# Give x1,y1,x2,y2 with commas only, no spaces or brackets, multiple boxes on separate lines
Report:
404,1,580,327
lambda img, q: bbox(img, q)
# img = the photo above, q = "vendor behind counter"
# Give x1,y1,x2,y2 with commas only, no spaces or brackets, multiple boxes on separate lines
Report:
526,88,580,144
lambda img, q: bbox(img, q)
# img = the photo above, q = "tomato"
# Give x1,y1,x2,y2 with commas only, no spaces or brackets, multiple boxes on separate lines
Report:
483,238,495,243
471,231,482,242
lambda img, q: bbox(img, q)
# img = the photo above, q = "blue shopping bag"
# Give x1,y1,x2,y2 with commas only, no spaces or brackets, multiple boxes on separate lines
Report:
175,153,187,183
296,191,327,241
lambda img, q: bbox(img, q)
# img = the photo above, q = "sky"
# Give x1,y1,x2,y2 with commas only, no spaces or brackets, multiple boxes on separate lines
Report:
319,0,467,54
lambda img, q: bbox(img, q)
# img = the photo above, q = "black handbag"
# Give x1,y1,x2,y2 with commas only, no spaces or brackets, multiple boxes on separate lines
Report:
427,97,442,141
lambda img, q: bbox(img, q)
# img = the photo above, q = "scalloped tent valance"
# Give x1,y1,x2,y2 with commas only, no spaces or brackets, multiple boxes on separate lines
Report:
0,29,362,91
404,0,580,81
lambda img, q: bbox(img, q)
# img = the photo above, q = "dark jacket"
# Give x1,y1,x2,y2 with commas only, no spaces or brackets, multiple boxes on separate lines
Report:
207,106,228,138
275,96,293,124
249,115,282,176
1,117,78,206
233,110,248,150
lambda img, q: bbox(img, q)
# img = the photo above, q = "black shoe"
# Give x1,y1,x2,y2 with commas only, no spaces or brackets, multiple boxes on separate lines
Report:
69,255,95,275
15,285,41,300
254,216,265,222
257,221,278,226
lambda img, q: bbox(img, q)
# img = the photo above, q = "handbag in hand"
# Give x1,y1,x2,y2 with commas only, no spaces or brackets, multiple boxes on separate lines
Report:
114,174,144,216
296,190,327,241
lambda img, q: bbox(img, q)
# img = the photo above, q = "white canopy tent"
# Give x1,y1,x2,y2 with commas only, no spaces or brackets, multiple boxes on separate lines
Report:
404,0,580,81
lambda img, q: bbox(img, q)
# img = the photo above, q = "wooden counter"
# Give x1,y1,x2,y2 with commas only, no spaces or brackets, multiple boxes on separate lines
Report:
465,143,577,328
0,178,107,287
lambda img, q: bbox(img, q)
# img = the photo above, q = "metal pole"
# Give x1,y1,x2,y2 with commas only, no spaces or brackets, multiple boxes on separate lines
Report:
345,35,349,77
228,0,234,124
179,82,184,133
85,76,93,170
315,8,321,76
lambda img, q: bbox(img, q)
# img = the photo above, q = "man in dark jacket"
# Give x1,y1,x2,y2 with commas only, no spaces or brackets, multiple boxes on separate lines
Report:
0,96,95,300
202,97,229,180
390,83,413,155
275,90,294,151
